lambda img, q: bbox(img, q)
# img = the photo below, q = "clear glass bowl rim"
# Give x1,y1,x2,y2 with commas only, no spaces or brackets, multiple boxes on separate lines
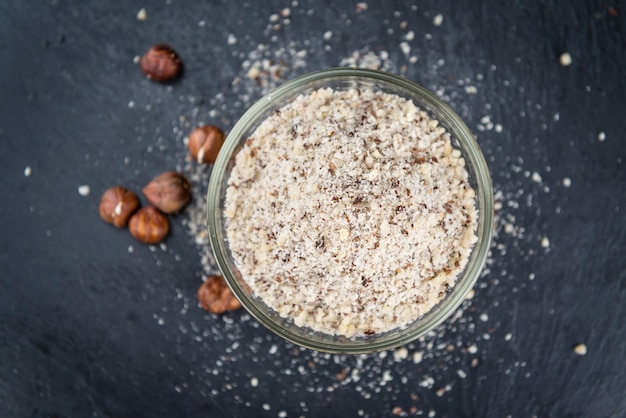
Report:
207,67,494,354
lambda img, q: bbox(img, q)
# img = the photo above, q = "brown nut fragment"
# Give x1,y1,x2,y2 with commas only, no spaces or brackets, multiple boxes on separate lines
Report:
188,125,225,164
142,171,191,214
140,44,182,82
197,275,242,314
99,186,140,228
128,206,169,244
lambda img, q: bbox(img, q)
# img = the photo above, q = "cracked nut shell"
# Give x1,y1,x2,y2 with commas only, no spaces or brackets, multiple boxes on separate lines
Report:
142,171,191,214
128,206,169,244
197,275,242,314
188,125,225,164
140,44,182,82
99,186,140,228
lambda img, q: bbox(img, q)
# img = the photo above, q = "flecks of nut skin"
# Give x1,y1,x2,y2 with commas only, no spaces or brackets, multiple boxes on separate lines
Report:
99,186,140,228
198,275,242,314
129,206,169,244
140,44,182,82
142,171,191,214
188,125,225,164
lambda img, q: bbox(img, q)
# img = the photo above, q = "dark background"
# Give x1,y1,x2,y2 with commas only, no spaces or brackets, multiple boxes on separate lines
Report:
1,1,625,417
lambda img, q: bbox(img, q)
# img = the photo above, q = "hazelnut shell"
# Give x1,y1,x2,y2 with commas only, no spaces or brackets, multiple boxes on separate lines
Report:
99,186,140,228
197,275,242,314
128,206,169,244
140,44,182,82
188,125,225,164
142,171,191,214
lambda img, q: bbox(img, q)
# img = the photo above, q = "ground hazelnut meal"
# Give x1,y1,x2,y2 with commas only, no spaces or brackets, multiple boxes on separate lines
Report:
225,87,478,337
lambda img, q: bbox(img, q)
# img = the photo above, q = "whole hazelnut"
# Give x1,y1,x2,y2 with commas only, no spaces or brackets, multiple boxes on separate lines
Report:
128,206,169,244
99,186,140,228
142,171,191,214
140,44,182,82
197,275,242,314
188,125,225,164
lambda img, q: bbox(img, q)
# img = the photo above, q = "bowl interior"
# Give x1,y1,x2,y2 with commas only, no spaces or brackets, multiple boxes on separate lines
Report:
207,68,493,354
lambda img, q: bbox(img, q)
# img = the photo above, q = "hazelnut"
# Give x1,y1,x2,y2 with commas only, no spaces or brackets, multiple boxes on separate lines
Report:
197,275,242,314
128,206,169,244
140,44,182,82
188,125,225,164
142,171,191,214
99,186,140,228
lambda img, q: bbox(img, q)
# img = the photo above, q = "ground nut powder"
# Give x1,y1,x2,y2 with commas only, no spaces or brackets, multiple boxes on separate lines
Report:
225,87,478,337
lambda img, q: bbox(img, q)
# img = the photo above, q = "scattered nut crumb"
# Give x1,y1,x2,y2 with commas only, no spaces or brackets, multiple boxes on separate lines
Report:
323,31,333,41
573,343,587,356
562,177,571,187
467,344,478,354
504,333,512,341
136,8,147,21
280,7,291,17
464,85,477,94
399,41,410,55
597,131,606,142
393,347,408,361
78,185,90,196
250,377,259,387
541,237,550,248
559,52,572,66
412,351,424,364
227,34,237,45
433,14,443,26
356,2,368,13
24,166,32,177
531,172,542,183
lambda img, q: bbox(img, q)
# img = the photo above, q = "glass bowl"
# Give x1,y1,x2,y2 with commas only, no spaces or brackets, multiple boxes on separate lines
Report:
207,68,493,354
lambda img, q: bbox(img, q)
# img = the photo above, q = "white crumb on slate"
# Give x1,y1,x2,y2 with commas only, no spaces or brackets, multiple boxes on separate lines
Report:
573,343,587,355
433,14,443,26
597,131,606,142
323,31,333,40
541,237,550,248
356,3,368,13
559,52,572,66
399,41,411,55
24,166,32,177
562,177,571,187
531,172,542,183
227,34,237,45
136,8,147,21
78,185,90,196
464,85,477,94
